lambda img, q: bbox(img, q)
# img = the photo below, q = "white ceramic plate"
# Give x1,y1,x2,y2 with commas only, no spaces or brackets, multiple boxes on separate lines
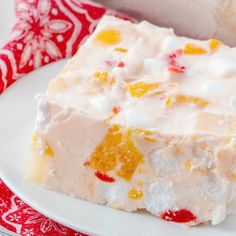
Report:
0,1,236,236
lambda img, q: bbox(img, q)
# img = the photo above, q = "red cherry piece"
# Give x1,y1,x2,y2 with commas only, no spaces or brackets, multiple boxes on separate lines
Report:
167,49,185,74
95,171,115,183
161,209,197,223
117,61,125,67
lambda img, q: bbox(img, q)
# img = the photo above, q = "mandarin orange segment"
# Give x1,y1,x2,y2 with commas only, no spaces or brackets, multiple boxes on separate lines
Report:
135,128,156,142
230,174,236,181
89,125,121,173
209,39,223,52
129,82,161,98
115,47,128,53
89,125,143,181
94,29,121,46
94,71,116,86
128,188,144,200
135,128,153,136
32,134,54,158
116,131,144,181
184,160,192,170
94,71,109,83
112,106,121,114
183,43,207,55
165,94,209,108
32,134,38,143
165,96,172,107
144,137,156,142
44,145,55,157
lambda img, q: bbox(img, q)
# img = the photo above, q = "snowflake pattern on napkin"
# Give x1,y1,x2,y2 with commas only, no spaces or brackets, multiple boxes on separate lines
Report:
0,180,86,235
0,0,132,235
0,0,131,94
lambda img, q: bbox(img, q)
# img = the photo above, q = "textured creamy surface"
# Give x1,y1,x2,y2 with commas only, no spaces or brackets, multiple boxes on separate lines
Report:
47,17,236,136
29,16,236,226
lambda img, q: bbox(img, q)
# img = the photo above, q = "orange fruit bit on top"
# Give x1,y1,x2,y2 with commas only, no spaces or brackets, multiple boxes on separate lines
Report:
183,43,207,55
89,125,143,181
94,29,121,46
165,94,209,108
94,71,109,83
112,106,121,114
115,47,128,53
135,128,156,142
129,82,161,98
168,66,185,73
128,188,144,200
144,137,156,142
209,39,223,52
94,71,116,86
135,128,153,136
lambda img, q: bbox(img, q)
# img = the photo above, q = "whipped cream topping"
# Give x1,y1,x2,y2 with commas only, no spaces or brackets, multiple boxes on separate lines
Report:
41,16,236,137
35,94,51,131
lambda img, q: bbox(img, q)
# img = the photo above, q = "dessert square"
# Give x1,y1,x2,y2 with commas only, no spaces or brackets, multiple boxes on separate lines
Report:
28,16,236,225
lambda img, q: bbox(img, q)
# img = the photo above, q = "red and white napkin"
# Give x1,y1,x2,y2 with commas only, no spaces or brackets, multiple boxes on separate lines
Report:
0,0,132,94
0,180,86,236
0,0,132,235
